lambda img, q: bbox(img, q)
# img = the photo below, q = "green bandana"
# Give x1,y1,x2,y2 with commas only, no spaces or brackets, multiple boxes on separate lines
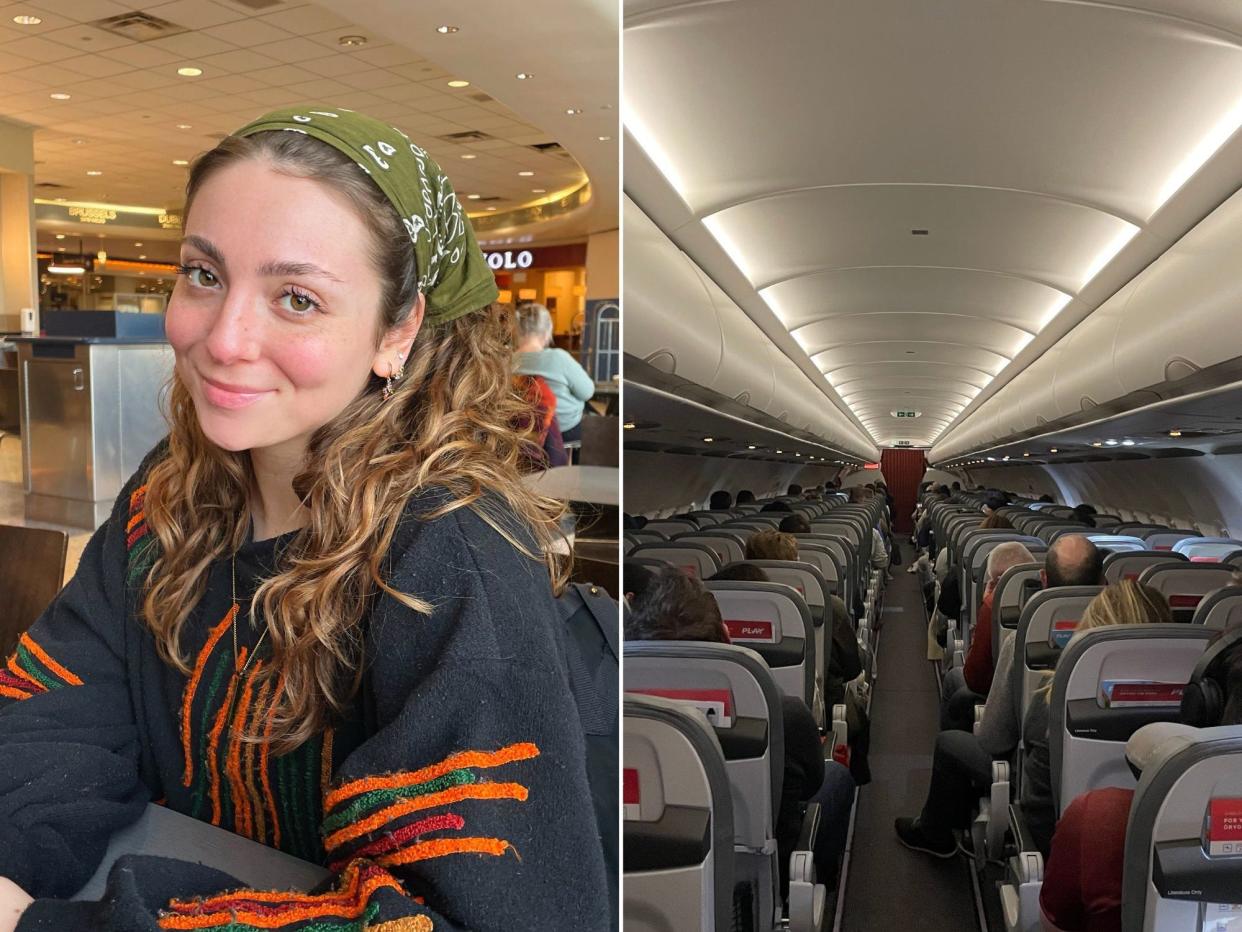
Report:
233,106,499,324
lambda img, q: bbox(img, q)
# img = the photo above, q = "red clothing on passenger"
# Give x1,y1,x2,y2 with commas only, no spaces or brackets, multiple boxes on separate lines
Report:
1039,787,1132,932
963,587,996,694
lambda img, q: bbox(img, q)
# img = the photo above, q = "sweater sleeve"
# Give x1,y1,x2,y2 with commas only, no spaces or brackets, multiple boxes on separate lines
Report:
0,473,151,901
977,634,1020,757
556,349,595,402
1039,793,1087,931
963,591,995,695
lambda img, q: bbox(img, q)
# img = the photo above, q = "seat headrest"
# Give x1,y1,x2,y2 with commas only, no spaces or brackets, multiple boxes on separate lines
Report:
1125,721,1199,775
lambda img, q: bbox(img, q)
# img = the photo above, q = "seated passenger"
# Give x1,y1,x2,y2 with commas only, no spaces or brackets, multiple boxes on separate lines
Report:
0,109,605,929
1040,633,1242,932
1072,504,1097,528
932,511,1016,645
779,513,812,534
761,500,794,513
708,562,770,583
939,541,1036,731
788,483,803,496
1022,581,1172,857
513,302,595,444
737,489,756,505
709,489,734,511
896,537,1104,857
623,565,855,890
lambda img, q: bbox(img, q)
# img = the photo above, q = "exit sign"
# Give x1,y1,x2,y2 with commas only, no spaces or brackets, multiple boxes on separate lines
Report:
891,410,921,418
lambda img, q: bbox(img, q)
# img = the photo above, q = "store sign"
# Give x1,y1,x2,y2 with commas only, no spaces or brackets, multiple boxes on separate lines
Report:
36,200,181,231
891,410,921,418
483,249,534,270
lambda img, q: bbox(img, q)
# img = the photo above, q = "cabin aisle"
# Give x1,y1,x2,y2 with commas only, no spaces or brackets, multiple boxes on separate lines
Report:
840,569,979,931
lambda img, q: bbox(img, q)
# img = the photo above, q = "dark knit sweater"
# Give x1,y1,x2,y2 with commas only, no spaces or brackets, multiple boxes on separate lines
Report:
0,443,609,931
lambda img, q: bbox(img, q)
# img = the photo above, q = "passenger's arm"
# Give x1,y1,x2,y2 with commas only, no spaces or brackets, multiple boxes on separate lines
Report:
559,349,596,401
828,597,863,682
976,636,1019,757
962,596,993,694
1038,795,1087,932
0,489,150,904
780,696,825,802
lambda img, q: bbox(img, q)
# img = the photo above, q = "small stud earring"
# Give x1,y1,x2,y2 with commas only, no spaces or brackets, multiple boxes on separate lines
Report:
395,351,406,381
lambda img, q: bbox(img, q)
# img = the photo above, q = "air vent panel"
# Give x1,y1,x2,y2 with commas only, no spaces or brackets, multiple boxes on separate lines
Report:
438,130,495,143
90,11,188,42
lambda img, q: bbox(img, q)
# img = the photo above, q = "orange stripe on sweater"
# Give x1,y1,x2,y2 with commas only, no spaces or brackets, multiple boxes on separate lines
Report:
324,742,539,809
248,678,272,845
376,836,511,867
0,685,33,700
19,633,82,686
126,510,144,533
226,665,258,837
207,675,240,826
323,782,529,852
181,607,237,787
258,674,283,850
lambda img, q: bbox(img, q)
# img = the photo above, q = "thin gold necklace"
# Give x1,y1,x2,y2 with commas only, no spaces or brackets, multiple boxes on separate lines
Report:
231,550,269,679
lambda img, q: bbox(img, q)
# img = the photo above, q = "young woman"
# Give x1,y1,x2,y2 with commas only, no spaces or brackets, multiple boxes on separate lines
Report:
0,107,608,931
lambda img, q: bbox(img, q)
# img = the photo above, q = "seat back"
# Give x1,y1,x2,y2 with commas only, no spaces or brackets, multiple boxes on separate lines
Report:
960,534,1045,634
1173,537,1242,562
1138,563,1237,622
1121,725,1242,932
722,559,831,621
1082,534,1148,553
704,581,818,720
1102,550,1187,585
793,542,843,598
991,562,1045,664
1035,522,1089,545
0,523,69,657
673,533,746,566
630,542,722,580
624,642,784,931
795,534,854,607
1191,586,1242,631
1048,624,1213,813
1142,529,1200,552
1014,587,1104,728
646,519,701,537
624,694,734,932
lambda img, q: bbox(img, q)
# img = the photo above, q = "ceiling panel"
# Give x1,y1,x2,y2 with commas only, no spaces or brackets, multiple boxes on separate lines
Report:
625,0,1242,445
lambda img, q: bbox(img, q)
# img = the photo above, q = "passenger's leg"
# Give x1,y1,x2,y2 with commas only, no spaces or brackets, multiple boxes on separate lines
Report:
894,731,992,857
810,761,856,880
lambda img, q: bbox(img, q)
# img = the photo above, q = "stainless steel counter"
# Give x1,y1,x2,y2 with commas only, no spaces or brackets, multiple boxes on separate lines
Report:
14,337,173,529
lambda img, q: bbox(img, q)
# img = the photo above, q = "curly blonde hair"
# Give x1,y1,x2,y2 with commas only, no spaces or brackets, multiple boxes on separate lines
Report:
139,131,567,753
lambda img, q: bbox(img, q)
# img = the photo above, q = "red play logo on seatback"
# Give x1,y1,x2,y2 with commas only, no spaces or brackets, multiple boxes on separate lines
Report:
724,619,776,643
1205,798,1242,856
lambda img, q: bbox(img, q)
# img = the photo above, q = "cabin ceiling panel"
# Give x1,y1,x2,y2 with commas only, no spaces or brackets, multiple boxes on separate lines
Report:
812,342,1010,376
795,313,1032,359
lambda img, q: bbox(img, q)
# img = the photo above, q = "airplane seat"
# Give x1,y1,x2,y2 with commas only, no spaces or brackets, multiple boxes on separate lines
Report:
673,531,746,566
1191,586,1242,630
647,518,702,537
1224,550,1242,569
1119,725,1242,932
631,542,723,580
688,510,726,527
625,642,826,932
1102,549,1188,585
990,562,1046,676
1137,562,1237,622
1173,536,1242,562
624,694,735,932
1048,624,1214,815
1082,534,1148,553
1143,528,1201,551
703,581,822,728
1092,514,1124,529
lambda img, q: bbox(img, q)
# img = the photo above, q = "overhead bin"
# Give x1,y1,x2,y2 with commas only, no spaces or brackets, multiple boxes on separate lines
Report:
932,188,1242,463
624,196,878,460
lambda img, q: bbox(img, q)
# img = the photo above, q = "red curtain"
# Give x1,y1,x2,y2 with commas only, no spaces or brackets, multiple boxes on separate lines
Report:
880,449,928,533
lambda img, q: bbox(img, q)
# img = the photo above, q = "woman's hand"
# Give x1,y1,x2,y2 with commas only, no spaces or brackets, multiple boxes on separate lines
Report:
0,877,32,932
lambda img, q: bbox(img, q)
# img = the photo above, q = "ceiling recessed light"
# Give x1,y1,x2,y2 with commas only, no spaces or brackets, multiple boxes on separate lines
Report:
13,14,41,25
54,234,65,240
57,246,66,251
338,35,367,47
748,445,756,450
517,170,534,176
466,194,480,200
139,255,147,259
1091,441,1102,447
516,72,533,80
1049,447,1058,454
565,108,582,115
776,449,783,454
1169,430,1182,438
72,138,86,145
435,24,459,34
49,92,71,100
447,79,470,88
460,153,477,160
86,170,102,176
172,159,188,166
531,188,545,193
177,66,203,77
176,123,192,130
598,135,612,141
703,437,713,443
485,206,496,211
1121,439,1135,446
1023,452,1030,457
1104,439,1119,446
134,242,142,247
623,421,635,430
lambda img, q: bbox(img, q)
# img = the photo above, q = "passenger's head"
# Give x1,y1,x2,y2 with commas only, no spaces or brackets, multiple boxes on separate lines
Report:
779,513,812,534
935,484,951,498
746,529,799,562
624,565,728,644
514,301,554,351
760,501,793,513
848,486,870,504
787,483,802,496
952,481,962,491
1038,493,1055,504
979,512,1014,531
736,489,756,504
709,562,771,583
709,489,733,511
1077,580,1172,634
983,494,1007,514
1044,535,1105,588
623,513,648,530
985,541,1035,587
623,562,655,605
1072,503,1097,528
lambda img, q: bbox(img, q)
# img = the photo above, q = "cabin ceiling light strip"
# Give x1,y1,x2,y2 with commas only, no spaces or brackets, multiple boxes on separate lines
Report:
624,103,687,194
1157,93,1242,209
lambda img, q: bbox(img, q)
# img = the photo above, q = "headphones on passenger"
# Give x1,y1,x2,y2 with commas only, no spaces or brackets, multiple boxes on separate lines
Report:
1179,627,1242,728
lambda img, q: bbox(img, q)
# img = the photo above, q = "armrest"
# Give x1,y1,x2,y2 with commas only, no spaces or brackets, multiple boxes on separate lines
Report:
1000,850,1044,932
986,761,1011,859
973,703,985,736
830,704,849,766
788,802,826,932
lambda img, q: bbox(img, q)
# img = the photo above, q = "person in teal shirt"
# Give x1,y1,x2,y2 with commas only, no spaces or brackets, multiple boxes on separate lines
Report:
514,303,595,441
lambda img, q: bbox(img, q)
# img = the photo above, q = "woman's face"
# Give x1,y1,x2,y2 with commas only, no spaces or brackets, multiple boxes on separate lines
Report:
166,158,417,457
